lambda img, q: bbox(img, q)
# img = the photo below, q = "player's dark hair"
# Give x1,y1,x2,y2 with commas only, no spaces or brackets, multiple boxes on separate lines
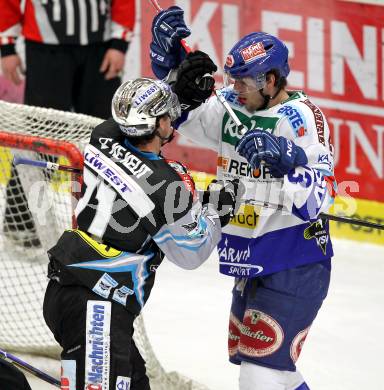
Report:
125,114,168,147
266,69,287,90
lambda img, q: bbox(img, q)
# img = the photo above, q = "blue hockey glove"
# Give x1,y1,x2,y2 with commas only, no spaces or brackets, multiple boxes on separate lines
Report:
150,6,191,79
236,129,308,178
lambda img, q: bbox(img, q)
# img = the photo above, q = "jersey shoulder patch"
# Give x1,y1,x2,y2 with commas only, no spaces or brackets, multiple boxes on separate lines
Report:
300,98,326,146
220,87,243,108
164,159,196,198
277,103,307,137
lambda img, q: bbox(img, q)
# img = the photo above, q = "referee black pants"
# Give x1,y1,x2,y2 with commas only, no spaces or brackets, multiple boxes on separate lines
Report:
3,41,121,239
24,40,121,118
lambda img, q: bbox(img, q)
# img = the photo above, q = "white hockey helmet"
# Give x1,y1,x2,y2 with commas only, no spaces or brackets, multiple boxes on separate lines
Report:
112,77,181,137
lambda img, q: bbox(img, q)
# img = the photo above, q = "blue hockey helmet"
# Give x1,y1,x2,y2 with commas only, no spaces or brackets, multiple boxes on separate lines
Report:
224,32,290,90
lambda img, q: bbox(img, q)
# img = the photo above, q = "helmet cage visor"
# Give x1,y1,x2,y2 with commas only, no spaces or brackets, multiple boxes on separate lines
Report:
147,87,181,122
223,72,267,92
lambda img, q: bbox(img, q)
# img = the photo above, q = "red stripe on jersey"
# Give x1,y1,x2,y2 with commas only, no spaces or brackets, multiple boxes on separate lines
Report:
324,175,337,198
165,159,197,201
22,0,43,42
111,0,135,33
0,0,21,42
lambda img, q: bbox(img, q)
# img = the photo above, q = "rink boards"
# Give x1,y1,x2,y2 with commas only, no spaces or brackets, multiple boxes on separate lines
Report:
1,146,383,245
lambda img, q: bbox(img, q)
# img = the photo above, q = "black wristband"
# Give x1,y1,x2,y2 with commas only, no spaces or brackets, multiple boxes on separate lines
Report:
0,44,16,58
109,39,129,54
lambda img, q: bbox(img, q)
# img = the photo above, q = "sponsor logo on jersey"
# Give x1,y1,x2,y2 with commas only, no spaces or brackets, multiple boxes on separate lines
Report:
116,376,131,390
290,326,310,363
238,310,284,358
229,204,259,229
318,153,333,171
277,105,307,137
222,112,278,146
92,273,118,299
84,150,136,191
218,237,251,263
166,160,186,174
220,88,243,107
181,207,210,238
303,219,329,255
85,301,111,390
240,42,266,63
112,285,134,306
301,99,325,146
61,360,76,390
165,159,196,199
218,155,274,179
181,220,198,233
218,237,264,277
98,139,153,179
84,144,155,218
181,213,207,238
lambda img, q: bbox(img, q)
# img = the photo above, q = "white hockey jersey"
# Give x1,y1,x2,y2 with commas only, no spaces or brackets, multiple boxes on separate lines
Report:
177,88,337,278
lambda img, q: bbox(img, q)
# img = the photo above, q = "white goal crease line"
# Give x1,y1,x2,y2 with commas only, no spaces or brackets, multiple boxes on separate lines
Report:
313,97,384,118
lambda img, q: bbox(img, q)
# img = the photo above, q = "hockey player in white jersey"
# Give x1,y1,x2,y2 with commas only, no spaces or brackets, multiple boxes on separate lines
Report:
150,7,337,390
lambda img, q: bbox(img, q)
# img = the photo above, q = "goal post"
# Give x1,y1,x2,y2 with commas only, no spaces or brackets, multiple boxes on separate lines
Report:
0,100,209,390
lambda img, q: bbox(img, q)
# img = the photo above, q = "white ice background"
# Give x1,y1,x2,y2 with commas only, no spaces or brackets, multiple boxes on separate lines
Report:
26,238,384,390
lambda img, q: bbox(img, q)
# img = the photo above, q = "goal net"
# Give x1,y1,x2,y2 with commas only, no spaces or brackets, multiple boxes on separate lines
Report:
0,100,209,390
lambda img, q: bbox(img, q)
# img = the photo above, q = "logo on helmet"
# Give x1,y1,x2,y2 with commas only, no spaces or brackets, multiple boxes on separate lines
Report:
134,84,159,108
240,42,266,63
225,54,235,68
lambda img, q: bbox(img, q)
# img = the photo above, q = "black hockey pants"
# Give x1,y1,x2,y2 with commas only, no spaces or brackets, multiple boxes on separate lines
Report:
43,280,150,390
0,359,32,390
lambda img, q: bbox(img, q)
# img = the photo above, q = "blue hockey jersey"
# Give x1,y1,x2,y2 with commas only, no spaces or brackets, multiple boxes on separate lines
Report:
177,89,337,278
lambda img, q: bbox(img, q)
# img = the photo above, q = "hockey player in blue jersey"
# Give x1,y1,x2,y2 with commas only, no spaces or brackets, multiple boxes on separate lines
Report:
150,6,337,390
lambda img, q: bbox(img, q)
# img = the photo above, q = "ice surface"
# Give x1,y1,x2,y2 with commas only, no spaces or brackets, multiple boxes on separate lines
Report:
26,238,384,389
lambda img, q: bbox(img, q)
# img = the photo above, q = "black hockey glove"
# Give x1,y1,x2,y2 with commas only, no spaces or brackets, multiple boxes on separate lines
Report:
172,50,217,111
202,179,245,227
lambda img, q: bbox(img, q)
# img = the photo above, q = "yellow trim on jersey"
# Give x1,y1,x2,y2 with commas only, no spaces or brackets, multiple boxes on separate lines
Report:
69,229,122,257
